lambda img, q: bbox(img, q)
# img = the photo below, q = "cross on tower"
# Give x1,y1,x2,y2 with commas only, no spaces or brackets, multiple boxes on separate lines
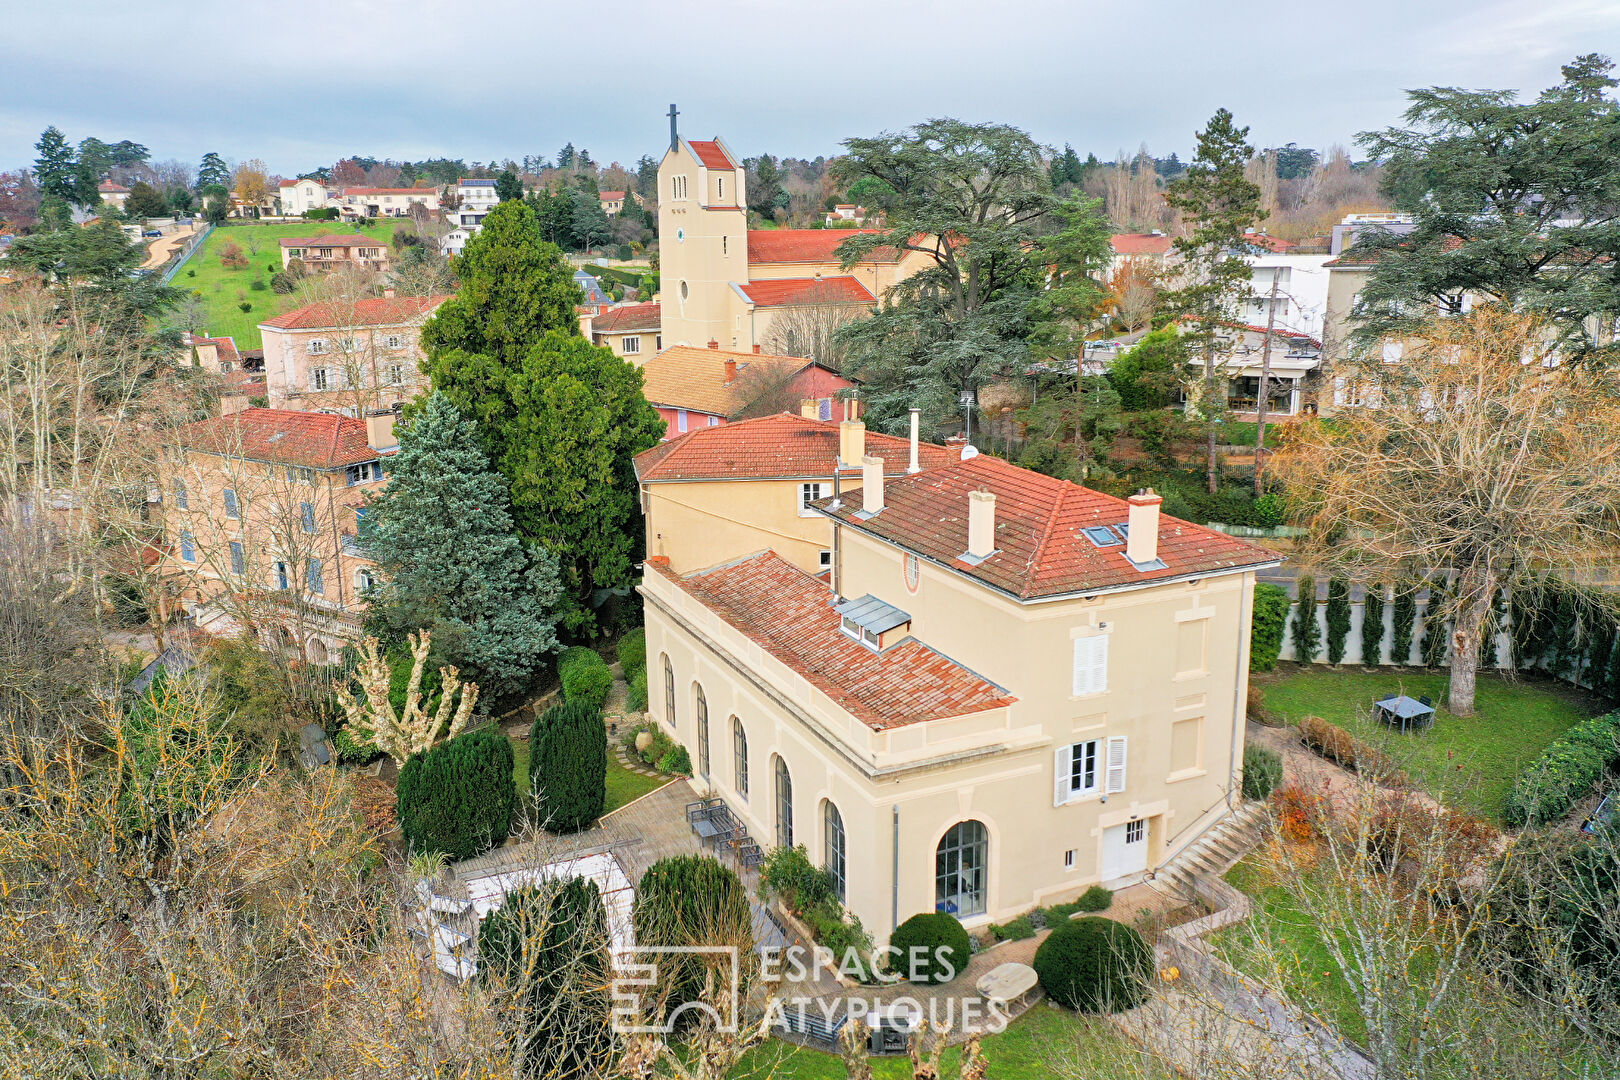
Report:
668,103,679,151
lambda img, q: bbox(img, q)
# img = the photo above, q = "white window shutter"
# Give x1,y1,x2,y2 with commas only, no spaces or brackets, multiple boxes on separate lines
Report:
1073,635,1108,696
1105,736,1128,794
1053,744,1073,806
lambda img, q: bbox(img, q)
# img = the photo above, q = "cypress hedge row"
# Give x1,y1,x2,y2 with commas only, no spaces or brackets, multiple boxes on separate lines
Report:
529,699,607,832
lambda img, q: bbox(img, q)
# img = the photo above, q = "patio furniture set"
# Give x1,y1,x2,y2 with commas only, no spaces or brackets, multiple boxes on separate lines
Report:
686,796,765,869
1374,693,1436,732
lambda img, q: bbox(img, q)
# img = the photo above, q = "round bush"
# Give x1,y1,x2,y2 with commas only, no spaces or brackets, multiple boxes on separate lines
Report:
529,699,607,832
396,725,515,859
558,646,612,712
888,912,971,985
1034,916,1151,1013
1074,884,1114,913
1242,744,1284,801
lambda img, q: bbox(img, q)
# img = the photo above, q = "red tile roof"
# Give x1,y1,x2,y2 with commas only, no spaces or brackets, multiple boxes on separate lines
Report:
1110,233,1175,256
688,140,734,169
177,408,381,469
637,347,825,416
647,551,1015,730
279,179,300,188
259,294,449,331
747,229,891,265
98,181,130,193
821,454,1278,600
341,187,436,196
600,190,626,201
591,301,661,333
277,234,388,249
635,412,953,483
737,276,875,307
191,335,240,365
1243,231,1294,253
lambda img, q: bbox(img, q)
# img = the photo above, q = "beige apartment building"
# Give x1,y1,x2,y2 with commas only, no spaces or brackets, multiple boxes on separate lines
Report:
259,294,449,413
164,408,395,662
278,234,390,272
337,187,441,219
638,420,1277,943
588,301,662,359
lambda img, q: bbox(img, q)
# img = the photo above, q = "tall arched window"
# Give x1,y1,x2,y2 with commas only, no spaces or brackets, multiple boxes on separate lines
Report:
695,684,710,779
823,801,846,902
935,820,988,917
774,757,793,848
732,717,748,800
662,655,675,729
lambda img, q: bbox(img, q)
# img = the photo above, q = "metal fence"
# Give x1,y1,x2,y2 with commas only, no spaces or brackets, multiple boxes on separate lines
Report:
158,223,213,286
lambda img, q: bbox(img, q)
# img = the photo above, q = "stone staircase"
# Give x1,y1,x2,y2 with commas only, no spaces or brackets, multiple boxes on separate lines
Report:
1149,800,1270,900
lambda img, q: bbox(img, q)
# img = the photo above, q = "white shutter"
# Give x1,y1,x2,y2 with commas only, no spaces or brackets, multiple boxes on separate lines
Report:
1105,736,1128,794
1072,635,1108,696
1053,744,1073,806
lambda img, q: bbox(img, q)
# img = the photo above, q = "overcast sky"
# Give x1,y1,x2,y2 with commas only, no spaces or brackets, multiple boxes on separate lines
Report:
5,0,1617,176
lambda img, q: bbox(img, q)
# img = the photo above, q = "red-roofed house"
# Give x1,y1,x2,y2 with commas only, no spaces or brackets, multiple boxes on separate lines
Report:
163,408,398,661
259,293,450,412
278,234,390,273
600,190,634,215
587,301,662,358
636,345,861,441
337,186,441,219
637,415,1278,944
97,180,130,210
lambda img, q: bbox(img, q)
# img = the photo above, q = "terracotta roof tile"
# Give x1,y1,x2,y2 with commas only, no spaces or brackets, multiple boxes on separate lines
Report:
177,408,381,469
340,187,436,196
688,140,734,169
600,190,626,201
737,276,874,307
277,234,388,249
98,181,130,193
747,229,892,265
637,346,820,416
591,301,661,333
648,551,1015,730
259,294,448,331
635,412,952,482
279,179,300,188
820,455,1279,600
1110,233,1174,256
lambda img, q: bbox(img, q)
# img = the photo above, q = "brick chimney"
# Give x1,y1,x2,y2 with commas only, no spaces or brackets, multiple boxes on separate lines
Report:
838,420,865,468
861,455,884,514
707,340,720,349
753,344,761,354
967,490,996,559
800,399,819,419
1127,489,1162,566
724,358,737,383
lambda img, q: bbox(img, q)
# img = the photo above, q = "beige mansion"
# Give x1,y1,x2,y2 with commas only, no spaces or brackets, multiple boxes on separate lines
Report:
638,417,1277,944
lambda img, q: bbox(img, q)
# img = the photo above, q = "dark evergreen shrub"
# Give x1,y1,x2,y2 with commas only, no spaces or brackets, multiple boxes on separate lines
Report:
1361,582,1387,665
1391,579,1421,664
1033,916,1151,1013
397,725,515,859
1422,574,1450,668
1503,712,1620,826
633,856,753,1022
1292,576,1322,663
1075,885,1114,913
888,912,971,985
1250,583,1289,671
558,646,612,711
1243,744,1284,801
1325,579,1352,664
618,627,646,679
529,700,606,832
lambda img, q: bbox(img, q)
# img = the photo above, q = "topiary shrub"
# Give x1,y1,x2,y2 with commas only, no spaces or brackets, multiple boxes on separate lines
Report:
888,912,971,985
1292,575,1322,663
633,856,753,1022
1325,578,1352,664
396,725,514,859
627,666,648,712
529,699,606,832
1242,745,1284,801
1075,884,1114,913
1033,916,1151,1013
558,646,612,712
1250,583,1289,671
1503,713,1620,826
618,627,646,679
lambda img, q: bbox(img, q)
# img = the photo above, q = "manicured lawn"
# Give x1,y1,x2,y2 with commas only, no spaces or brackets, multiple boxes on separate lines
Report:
1259,668,1593,822
730,1004,1165,1079
176,221,397,350
509,734,668,815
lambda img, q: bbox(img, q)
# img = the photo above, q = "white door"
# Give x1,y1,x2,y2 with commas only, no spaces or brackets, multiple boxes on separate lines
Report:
1100,818,1150,881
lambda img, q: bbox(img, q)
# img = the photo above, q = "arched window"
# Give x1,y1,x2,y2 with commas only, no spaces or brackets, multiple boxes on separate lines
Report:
695,684,710,779
662,655,675,728
732,717,748,800
308,638,329,664
935,820,988,917
774,757,793,848
823,801,846,902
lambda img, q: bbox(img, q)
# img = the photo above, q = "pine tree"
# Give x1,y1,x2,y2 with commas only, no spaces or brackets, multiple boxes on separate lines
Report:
557,142,576,170
33,126,79,207
1325,578,1352,665
197,152,230,189
529,699,607,832
1360,582,1387,666
1391,578,1420,665
1292,575,1322,663
495,166,523,203
635,155,658,197
362,393,563,704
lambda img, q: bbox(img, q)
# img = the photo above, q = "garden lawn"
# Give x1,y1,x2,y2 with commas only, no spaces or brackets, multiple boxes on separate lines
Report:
176,222,397,350
509,734,666,816
728,1004,1166,1079
1260,668,1592,822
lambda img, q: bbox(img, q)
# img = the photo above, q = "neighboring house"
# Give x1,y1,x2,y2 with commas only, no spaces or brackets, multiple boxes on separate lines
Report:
441,226,475,257
575,270,611,306
164,407,397,662
97,181,130,210
1210,322,1323,419
1241,254,1333,341
440,178,501,254
337,187,441,219
823,203,869,226
640,422,1278,945
279,178,336,216
1329,212,1416,256
634,412,952,576
259,293,449,413
656,118,930,351
600,190,632,215
1107,232,1176,279
588,301,661,358
278,234,390,272
184,333,242,373
637,344,859,440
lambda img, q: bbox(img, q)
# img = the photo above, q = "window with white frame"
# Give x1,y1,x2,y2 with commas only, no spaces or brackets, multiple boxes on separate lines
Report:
307,339,328,355
384,335,403,350
1072,633,1108,696
706,415,718,426
798,482,829,517
386,363,404,386
1053,738,1102,804
677,409,688,433
818,549,833,571
355,567,374,593
338,337,356,353
311,367,331,391
839,615,881,651
622,335,641,354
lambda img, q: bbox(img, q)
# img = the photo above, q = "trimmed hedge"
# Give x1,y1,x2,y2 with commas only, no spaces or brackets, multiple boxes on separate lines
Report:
888,912,971,985
618,627,646,679
1075,884,1114,913
1242,744,1283,801
1250,583,1289,671
397,725,514,859
558,646,612,711
529,700,607,832
1503,712,1620,827
1298,715,1398,778
633,856,753,1020
1033,916,1151,1013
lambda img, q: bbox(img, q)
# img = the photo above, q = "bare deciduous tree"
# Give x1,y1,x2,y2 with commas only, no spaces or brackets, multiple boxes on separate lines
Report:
335,632,478,766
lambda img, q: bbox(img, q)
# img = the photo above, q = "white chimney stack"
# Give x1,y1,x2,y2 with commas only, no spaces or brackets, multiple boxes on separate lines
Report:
908,408,921,473
861,454,884,514
365,411,397,452
839,420,865,469
967,490,996,559
1127,489,1162,565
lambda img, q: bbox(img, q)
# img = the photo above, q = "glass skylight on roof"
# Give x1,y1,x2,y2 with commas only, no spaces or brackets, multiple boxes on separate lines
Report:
1081,525,1124,547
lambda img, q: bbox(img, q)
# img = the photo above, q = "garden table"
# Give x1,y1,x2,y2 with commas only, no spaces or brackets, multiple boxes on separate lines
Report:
976,962,1038,1009
1374,694,1435,731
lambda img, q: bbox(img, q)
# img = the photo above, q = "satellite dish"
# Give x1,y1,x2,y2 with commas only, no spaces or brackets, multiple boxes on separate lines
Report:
960,445,979,460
